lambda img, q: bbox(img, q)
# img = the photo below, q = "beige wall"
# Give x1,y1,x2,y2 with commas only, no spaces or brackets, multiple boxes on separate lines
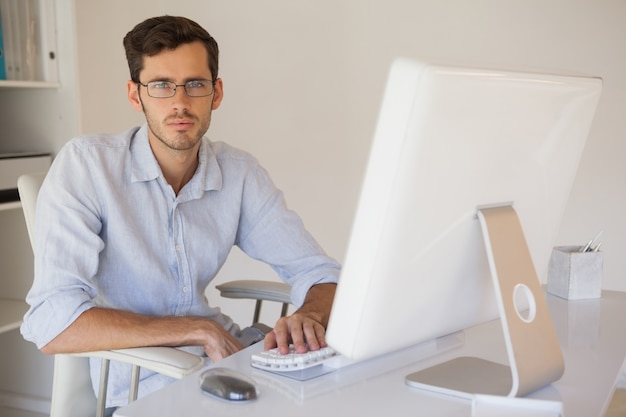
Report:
73,0,626,327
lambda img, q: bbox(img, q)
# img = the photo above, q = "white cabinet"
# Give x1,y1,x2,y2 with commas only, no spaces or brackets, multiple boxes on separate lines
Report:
0,203,49,417
0,0,58,335
0,202,30,334
0,205,29,336
0,0,78,415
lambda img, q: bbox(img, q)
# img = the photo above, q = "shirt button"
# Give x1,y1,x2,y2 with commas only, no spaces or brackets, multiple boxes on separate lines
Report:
175,244,181,251
182,286,189,293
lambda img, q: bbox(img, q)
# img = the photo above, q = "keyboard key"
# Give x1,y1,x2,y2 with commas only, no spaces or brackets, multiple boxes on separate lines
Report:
251,345,337,371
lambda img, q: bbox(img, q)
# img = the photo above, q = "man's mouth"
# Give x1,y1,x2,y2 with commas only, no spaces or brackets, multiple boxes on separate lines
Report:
168,119,195,129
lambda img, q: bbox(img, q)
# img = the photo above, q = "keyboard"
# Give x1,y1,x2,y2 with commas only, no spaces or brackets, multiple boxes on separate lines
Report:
250,345,338,372
251,331,466,384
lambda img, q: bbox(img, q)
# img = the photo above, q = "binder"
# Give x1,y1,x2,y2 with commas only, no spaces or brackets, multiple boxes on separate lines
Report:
0,6,5,80
0,0,15,80
8,0,21,80
16,0,35,81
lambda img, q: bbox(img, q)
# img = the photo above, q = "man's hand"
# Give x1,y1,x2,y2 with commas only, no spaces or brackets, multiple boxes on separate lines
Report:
264,283,336,354
264,312,328,354
200,320,245,362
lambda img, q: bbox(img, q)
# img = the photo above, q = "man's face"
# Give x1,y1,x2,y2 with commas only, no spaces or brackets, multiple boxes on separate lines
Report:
127,41,223,155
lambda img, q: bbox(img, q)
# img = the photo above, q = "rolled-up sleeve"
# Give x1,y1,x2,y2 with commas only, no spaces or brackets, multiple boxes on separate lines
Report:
235,162,340,308
21,140,105,349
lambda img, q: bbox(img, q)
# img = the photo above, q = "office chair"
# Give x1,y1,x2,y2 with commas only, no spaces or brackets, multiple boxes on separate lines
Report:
17,172,291,417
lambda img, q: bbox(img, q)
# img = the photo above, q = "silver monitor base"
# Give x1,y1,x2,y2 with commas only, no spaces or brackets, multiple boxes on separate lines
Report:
406,205,564,398
406,357,511,399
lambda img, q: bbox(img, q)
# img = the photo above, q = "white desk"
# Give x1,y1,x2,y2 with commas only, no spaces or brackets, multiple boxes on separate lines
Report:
115,291,626,417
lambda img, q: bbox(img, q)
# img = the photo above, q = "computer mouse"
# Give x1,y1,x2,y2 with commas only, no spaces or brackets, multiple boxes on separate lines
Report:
198,367,258,401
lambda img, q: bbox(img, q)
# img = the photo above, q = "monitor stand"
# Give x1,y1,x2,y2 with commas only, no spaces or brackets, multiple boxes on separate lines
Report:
405,204,565,398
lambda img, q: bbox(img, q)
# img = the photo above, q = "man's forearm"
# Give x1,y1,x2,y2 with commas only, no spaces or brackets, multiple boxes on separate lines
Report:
40,307,236,357
296,283,337,327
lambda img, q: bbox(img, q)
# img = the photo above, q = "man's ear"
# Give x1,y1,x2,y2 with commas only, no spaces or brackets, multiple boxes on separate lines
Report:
127,80,143,112
211,78,224,110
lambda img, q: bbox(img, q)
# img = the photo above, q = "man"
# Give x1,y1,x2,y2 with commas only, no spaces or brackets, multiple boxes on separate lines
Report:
21,15,339,407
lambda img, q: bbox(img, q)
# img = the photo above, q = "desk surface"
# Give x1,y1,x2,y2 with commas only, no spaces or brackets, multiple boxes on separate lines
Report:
115,291,626,417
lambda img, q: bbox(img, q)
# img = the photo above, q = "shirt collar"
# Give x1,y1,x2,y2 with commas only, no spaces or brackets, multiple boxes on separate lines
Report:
129,124,223,195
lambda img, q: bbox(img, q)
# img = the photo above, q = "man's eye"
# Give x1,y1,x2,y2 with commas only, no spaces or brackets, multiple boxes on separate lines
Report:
186,80,205,88
152,82,171,89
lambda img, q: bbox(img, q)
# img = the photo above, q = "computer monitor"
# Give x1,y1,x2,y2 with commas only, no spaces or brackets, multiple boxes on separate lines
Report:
326,58,602,397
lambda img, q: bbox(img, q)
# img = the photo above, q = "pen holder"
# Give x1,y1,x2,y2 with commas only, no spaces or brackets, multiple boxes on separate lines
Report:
547,246,603,300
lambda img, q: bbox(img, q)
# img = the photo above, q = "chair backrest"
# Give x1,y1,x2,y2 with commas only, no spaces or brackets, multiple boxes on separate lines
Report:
18,172,98,417
17,172,45,248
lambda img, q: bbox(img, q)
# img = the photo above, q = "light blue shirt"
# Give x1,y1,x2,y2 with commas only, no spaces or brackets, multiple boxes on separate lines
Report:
21,124,340,406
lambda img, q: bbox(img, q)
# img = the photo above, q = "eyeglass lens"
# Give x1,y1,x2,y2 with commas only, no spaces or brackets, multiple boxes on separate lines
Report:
145,80,213,98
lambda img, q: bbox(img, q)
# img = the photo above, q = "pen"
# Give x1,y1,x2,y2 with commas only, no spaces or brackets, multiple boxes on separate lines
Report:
580,230,603,253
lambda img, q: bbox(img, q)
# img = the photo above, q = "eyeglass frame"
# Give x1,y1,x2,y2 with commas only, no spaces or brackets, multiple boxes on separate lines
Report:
136,79,216,98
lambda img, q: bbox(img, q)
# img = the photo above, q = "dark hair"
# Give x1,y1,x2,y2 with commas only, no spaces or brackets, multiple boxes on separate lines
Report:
123,16,219,83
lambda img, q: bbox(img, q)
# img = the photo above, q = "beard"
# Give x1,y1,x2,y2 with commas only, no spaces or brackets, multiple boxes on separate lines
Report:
146,110,211,152
139,94,213,153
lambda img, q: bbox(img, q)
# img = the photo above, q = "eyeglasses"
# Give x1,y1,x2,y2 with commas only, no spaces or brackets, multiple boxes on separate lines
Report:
138,79,215,98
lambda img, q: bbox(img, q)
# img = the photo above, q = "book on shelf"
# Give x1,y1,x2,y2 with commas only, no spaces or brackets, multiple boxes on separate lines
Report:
0,0,16,80
0,5,5,80
0,0,39,81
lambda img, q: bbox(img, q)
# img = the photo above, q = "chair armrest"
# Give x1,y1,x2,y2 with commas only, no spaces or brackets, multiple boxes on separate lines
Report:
72,347,205,379
216,280,291,304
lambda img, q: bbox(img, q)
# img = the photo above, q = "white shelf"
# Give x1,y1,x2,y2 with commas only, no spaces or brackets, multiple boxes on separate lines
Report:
0,80,60,89
0,201,21,212
0,406,46,417
0,298,28,334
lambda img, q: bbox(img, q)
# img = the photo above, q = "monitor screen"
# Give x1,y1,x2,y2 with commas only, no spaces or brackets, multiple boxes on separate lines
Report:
326,58,602,365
